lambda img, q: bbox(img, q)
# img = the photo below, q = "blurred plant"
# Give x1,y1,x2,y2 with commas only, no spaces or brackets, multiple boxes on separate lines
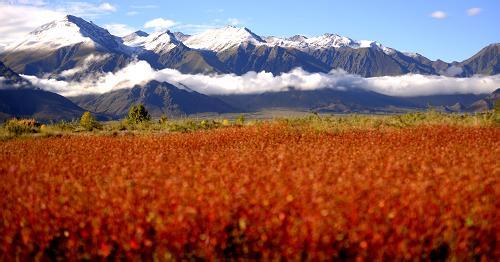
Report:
4,118,40,135
236,114,246,126
159,114,168,125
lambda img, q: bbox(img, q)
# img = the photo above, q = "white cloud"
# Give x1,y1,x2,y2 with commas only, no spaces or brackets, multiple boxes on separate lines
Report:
6,0,46,6
467,7,481,16
172,23,219,34
430,11,447,19
169,18,245,34
21,60,500,98
144,18,177,31
126,11,139,16
442,65,464,77
59,54,110,78
98,2,116,12
54,1,117,18
104,23,136,36
227,18,241,26
130,4,158,9
0,3,65,49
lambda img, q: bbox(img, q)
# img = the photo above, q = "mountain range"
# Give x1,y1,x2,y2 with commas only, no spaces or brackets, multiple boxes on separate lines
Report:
1,15,498,79
0,15,498,121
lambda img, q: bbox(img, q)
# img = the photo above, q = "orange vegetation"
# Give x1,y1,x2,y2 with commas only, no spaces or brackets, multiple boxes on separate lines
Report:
0,125,498,260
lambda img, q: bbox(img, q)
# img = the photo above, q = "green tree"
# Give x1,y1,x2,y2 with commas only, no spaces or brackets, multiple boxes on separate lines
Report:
127,104,151,125
80,112,100,131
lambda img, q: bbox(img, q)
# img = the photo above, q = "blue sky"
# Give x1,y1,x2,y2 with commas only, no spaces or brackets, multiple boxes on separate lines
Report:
1,0,499,61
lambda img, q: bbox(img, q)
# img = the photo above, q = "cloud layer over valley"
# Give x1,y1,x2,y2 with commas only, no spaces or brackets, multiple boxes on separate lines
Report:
21,60,499,98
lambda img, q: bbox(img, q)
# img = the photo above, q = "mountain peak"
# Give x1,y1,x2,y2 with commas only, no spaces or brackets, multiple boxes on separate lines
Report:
122,30,150,45
134,30,149,37
287,35,308,42
173,32,191,41
149,30,180,45
8,14,125,53
63,14,84,23
123,30,183,53
183,26,265,52
322,33,342,38
311,34,355,47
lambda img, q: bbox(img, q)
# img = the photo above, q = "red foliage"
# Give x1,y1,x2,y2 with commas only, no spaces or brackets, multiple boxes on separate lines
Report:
0,125,498,260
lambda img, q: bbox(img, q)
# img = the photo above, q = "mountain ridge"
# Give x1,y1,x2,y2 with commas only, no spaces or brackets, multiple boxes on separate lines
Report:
1,15,498,79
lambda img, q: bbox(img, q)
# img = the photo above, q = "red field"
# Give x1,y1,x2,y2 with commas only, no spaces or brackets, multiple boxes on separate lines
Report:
0,125,498,260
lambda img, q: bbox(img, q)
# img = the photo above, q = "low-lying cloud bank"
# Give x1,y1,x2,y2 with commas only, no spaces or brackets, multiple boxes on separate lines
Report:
22,60,499,97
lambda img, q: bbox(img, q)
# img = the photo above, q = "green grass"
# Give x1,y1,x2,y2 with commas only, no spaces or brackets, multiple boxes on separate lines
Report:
1,111,498,140
281,110,499,133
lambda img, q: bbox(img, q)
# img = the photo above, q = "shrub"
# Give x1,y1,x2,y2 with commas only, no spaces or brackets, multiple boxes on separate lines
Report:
4,118,41,135
159,114,168,125
127,104,151,125
80,112,100,131
236,114,246,125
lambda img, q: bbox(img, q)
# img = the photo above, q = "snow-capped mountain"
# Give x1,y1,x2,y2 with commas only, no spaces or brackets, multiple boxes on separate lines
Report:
122,30,149,46
6,15,130,54
181,26,396,55
173,32,191,42
123,30,183,54
121,30,230,74
1,15,132,78
1,15,497,79
183,25,266,52
266,34,395,55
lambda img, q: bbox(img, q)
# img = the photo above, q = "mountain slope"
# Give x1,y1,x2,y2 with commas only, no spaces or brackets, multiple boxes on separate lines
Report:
0,89,89,122
122,30,149,46
0,15,132,79
216,43,331,75
460,44,500,76
70,80,238,117
181,26,440,76
184,26,266,52
215,88,417,112
306,47,435,77
467,88,499,112
123,30,229,74
0,61,30,86
267,33,394,54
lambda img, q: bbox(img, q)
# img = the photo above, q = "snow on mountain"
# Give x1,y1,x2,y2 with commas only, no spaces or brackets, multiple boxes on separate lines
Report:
122,30,149,46
306,34,357,48
6,15,129,54
287,35,309,42
173,32,191,42
123,30,183,53
265,33,395,55
404,52,419,58
142,31,183,53
184,25,266,52
182,26,392,53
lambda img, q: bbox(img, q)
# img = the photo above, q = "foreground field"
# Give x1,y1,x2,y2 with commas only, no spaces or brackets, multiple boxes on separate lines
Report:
0,124,498,260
